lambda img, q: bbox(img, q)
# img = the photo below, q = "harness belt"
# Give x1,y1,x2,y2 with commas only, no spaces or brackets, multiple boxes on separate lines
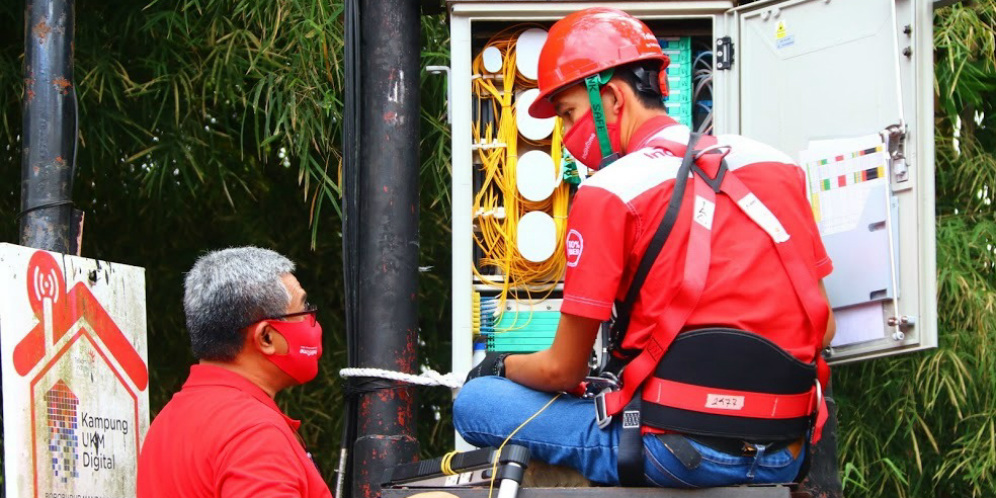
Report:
597,133,832,485
642,378,816,420
641,328,818,442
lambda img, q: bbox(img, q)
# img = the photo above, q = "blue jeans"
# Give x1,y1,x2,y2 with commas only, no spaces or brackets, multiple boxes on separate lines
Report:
453,376,804,487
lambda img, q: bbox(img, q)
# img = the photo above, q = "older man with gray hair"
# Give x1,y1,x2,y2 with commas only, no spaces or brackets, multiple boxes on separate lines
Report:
138,246,330,498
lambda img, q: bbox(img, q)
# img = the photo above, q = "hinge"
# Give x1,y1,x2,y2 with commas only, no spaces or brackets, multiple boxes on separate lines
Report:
716,37,734,70
880,122,909,183
426,65,452,123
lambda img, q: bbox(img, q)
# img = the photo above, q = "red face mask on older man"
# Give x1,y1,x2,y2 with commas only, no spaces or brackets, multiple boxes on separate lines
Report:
264,313,323,384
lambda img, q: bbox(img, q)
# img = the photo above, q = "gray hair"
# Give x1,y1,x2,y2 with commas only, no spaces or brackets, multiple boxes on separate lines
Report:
183,246,296,361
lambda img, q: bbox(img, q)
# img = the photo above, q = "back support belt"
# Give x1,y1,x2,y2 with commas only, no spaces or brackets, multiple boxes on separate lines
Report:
640,328,817,442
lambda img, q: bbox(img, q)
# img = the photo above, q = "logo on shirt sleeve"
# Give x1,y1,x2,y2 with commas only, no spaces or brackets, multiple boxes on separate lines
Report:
566,229,584,267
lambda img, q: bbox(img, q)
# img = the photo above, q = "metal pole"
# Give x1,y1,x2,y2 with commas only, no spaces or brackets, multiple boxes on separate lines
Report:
20,0,76,252
350,1,421,497
338,0,362,494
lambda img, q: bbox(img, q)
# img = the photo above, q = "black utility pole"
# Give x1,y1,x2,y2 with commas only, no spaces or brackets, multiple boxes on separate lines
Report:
20,0,76,252
346,1,422,497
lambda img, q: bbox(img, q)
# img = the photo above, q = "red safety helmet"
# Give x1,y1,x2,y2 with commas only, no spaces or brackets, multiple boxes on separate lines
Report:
528,8,670,119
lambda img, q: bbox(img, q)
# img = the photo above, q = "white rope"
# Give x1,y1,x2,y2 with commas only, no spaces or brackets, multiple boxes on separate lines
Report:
339,367,464,389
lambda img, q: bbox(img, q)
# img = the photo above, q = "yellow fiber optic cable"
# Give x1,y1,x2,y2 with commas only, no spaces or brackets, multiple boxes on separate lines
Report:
471,27,572,334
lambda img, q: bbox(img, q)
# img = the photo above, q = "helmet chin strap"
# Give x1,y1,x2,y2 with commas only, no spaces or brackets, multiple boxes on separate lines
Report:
583,70,621,168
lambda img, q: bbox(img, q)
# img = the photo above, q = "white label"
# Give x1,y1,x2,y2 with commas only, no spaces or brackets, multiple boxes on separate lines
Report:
705,394,746,410
693,196,716,230
737,193,790,243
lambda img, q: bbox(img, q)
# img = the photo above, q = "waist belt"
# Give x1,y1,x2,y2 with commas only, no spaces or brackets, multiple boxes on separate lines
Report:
640,328,818,442
643,378,816,420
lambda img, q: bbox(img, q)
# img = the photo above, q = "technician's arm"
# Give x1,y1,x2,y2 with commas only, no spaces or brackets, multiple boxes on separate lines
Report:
504,312,601,393
820,280,836,348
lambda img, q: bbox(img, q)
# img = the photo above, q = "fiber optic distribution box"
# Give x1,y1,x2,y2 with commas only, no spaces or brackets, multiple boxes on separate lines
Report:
446,0,937,383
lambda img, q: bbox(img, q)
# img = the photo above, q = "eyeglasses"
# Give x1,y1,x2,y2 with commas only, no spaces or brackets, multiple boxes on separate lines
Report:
260,305,318,327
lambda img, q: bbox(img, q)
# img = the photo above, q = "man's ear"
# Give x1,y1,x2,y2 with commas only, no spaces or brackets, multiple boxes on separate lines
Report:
249,322,279,355
602,81,625,122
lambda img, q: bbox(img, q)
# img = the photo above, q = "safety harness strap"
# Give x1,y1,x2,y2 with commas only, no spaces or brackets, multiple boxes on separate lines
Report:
642,378,817,419
599,135,717,425
616,390,645,486
598,136,831,445
607,133,705,362
715,169,831,444
611,137,712,486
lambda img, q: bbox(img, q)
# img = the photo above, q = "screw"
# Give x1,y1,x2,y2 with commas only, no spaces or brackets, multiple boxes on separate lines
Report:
88,270,98,283
903,47,912,57
903,25,912,35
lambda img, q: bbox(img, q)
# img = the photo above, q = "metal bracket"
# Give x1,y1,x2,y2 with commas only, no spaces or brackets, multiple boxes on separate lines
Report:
887,315,915,329
888,315,915,342
716,37,734,70
426,65,452,124
880,122,909,183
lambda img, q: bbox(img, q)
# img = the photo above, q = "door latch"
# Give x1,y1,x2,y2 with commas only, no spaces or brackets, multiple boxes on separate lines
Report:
880,122,909,183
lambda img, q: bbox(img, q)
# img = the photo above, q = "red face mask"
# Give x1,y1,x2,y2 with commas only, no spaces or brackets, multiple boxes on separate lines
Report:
265,318,323,384
562,106,623,171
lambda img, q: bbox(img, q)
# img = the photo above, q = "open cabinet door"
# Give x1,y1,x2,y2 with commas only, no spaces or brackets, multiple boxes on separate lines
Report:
726,0,936,364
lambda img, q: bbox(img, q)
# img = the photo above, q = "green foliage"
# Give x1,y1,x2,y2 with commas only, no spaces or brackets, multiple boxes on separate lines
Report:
835,3,996,497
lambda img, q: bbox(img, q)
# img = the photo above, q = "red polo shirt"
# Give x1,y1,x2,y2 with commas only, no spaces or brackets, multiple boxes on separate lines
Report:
562,116,832,363
137,364,333,498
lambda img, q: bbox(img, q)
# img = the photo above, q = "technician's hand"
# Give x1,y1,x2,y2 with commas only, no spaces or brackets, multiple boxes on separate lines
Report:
464,352,511,383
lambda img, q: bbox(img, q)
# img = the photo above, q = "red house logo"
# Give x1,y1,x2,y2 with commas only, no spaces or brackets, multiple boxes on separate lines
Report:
10,250,148,495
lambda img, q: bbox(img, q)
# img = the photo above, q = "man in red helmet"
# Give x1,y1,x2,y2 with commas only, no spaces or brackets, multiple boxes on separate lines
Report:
455,7,836,488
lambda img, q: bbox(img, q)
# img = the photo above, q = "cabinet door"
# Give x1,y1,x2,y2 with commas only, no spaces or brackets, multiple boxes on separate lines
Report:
728,0,936,363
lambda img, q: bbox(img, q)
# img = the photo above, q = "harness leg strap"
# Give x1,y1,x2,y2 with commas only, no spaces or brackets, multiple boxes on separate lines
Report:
616,390,645,486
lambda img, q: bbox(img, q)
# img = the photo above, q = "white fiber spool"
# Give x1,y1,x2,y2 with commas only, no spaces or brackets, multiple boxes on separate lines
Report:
515,28,548,81
515,89,555,141
516,150,557,202
482,46,503,73
517,211,557,262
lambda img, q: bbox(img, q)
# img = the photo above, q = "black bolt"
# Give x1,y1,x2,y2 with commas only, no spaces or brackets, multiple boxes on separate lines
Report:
903,47,912,57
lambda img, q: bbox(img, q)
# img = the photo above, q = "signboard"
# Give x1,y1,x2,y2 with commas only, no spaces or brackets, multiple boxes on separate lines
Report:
1,243,150,498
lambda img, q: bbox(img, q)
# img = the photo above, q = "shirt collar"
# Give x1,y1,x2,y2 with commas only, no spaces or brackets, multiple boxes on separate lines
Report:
183,363,302,432
627,114,681,153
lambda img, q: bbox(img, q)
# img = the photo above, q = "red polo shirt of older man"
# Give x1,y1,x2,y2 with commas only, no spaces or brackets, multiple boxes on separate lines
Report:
137,364,332,498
